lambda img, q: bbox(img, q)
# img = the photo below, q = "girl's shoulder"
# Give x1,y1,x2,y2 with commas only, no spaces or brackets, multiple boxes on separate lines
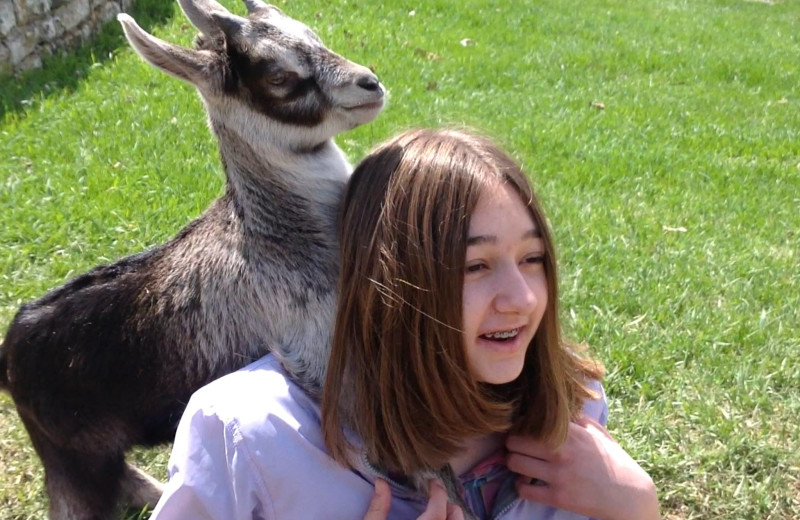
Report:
170,354,395,519
580,379,609,426
190,353,298,400
185,353,324,446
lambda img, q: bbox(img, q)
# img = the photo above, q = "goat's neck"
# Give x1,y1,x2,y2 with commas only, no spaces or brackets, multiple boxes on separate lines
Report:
206,101,351,234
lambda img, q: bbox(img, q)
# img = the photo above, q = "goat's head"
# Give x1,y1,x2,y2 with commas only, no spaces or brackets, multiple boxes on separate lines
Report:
118,0,384,150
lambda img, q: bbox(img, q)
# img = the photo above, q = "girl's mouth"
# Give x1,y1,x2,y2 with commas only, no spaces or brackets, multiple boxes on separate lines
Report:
480,327,522,342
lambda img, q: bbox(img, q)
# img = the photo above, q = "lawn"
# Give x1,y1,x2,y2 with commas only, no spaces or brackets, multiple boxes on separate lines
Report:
1,0,798,518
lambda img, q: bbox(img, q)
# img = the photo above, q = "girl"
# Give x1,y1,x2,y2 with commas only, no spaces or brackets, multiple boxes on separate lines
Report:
150,129,658,520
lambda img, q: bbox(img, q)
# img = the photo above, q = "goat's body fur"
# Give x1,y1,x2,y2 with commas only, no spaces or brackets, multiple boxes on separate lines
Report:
2,149,343,518
0,1,385,518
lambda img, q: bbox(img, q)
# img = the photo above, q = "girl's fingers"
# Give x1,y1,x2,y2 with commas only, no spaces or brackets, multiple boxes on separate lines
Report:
446,503,465,520
514,475,559,507
367,479,464,520
506,452,553,484
363,479,392,520
417,481,449,520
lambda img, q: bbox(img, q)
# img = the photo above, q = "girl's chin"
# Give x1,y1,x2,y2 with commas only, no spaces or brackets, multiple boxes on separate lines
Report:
474,364,525,385
470,354,527,384
469,330,533,383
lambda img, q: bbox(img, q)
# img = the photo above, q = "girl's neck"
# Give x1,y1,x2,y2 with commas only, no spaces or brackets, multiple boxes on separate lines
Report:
449,433,506,476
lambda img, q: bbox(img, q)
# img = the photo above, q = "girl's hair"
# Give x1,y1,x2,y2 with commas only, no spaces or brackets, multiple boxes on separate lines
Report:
321,128,603,475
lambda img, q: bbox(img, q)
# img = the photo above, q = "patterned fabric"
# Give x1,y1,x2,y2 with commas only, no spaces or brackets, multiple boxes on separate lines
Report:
458,449,519,520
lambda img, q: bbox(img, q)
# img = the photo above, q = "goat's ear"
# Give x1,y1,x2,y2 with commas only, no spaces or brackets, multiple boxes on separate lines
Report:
209,11,249,42
118,14,216,90
177,0,229,37
243,0,271,14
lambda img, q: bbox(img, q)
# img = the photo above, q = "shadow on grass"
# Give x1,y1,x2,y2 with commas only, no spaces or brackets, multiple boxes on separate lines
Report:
0,0,176,122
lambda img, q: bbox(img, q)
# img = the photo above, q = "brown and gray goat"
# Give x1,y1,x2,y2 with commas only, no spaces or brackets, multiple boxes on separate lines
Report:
0,0,384,518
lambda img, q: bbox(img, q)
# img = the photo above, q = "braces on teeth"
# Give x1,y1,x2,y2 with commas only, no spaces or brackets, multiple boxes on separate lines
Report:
484,329,519,339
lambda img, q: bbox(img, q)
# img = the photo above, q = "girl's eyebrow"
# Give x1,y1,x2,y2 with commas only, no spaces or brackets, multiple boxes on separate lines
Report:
467,228,541,246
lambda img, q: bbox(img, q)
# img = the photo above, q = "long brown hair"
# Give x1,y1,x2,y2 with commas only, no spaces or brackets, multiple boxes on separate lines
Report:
321,128,603,476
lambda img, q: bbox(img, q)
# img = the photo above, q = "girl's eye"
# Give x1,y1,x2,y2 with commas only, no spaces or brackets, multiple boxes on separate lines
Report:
524,255,545,265
466,263,486,274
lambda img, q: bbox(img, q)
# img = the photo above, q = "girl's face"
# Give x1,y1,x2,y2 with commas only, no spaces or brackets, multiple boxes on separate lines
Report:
462,183,548,384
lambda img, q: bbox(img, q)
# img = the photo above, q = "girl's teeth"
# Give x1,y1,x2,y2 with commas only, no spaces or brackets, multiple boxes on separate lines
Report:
484,329,519,339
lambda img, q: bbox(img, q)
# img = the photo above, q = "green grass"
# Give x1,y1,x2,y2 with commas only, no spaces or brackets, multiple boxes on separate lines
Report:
1,0,799,518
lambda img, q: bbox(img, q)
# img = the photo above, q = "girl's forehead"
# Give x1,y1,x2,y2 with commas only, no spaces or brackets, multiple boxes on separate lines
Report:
469,183,537,235
474,181,527,211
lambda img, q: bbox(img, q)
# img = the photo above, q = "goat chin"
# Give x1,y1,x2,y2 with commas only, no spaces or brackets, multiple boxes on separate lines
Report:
0,1,390,519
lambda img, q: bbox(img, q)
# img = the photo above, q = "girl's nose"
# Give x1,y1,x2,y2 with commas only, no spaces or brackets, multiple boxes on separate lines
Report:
493,265,538,315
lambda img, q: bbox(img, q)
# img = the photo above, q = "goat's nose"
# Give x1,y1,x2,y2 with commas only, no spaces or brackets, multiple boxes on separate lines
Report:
357,75,381,91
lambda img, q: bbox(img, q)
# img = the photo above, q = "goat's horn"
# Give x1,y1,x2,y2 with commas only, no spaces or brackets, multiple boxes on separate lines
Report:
243,0,270,14
210,11,249,40
178,0,230,36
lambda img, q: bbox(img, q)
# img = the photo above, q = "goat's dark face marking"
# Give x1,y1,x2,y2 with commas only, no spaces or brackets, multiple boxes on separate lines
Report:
220,8,384,135
225,32,330,127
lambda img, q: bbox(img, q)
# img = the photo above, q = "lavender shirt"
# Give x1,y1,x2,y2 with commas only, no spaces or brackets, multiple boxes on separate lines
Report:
150,354,608,520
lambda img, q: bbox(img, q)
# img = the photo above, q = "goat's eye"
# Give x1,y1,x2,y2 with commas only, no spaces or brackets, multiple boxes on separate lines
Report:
267,71,289,85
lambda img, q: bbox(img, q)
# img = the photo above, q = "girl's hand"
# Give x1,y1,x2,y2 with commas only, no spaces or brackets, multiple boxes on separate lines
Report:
364,479,465,520
506,417,659,520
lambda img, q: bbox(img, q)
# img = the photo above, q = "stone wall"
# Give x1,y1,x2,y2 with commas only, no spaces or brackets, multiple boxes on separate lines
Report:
0,0,134,76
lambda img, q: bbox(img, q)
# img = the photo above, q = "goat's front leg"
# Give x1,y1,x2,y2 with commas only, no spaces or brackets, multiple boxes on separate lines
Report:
119,463,165,511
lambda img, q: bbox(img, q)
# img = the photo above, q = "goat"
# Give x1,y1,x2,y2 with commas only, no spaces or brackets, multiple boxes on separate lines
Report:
0,0,384,518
